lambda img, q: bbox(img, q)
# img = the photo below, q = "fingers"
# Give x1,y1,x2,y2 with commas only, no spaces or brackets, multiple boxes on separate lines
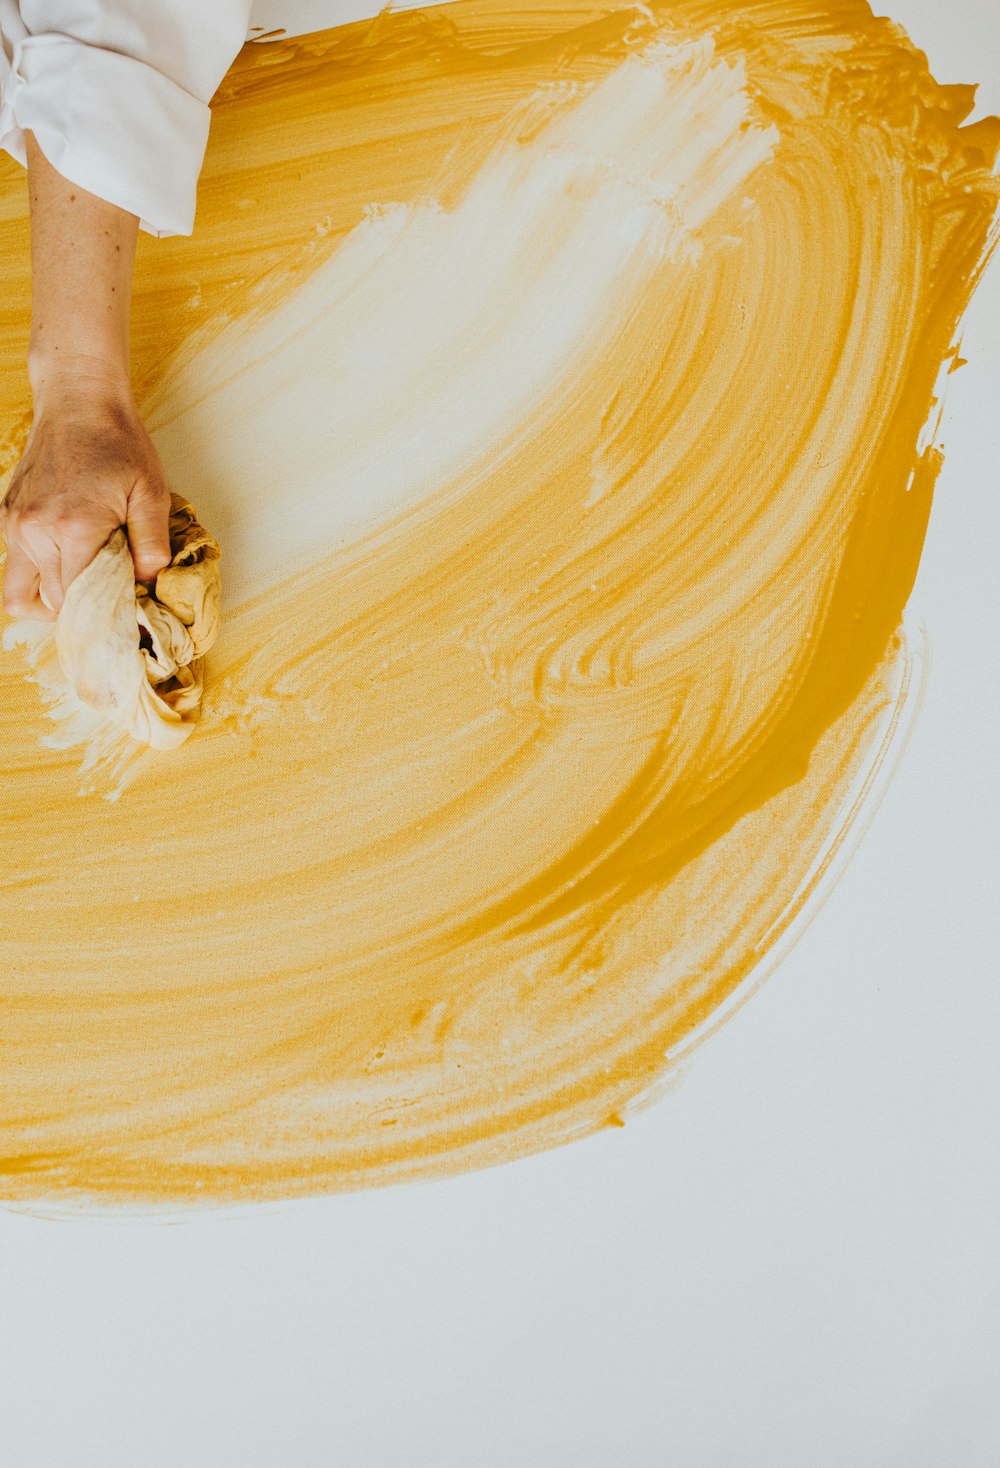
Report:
1,403,174,613
126,484,172,585
1,538,57,622
35,545,65,615
2,484,172,621
16,508,107,613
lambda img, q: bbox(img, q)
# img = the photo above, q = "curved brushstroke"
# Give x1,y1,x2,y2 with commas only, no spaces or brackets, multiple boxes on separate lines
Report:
0,0,996,1205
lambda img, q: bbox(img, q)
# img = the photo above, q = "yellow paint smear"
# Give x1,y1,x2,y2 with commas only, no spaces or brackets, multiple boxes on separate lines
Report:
0,0,996,1206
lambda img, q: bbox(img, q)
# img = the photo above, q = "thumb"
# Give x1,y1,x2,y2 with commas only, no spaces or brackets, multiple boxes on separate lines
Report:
126,484,173,585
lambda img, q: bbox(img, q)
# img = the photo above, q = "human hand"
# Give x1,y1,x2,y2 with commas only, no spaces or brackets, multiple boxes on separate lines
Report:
0,380,172,623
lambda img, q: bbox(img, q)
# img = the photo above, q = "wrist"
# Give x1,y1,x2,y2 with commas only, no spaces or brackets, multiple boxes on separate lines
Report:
28,351,134,416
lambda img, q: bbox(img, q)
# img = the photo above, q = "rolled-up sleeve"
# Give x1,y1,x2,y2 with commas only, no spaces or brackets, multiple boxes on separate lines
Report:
0,0,253,236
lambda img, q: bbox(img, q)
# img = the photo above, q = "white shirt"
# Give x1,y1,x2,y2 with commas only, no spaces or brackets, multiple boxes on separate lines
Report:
0,1,253,236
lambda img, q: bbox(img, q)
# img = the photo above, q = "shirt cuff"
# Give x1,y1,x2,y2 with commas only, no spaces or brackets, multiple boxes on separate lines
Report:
0,33,212,236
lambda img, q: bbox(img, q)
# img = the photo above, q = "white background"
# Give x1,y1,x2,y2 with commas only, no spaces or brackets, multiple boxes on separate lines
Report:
1,3,997,1464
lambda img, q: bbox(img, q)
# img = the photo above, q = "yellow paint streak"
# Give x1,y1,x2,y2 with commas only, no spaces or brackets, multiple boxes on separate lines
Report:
0,0,996,1205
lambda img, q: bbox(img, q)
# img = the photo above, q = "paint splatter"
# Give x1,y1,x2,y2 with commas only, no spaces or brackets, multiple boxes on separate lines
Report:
0,0,996,1205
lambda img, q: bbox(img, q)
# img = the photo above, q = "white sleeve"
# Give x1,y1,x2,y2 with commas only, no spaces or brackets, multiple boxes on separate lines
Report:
0,0,253,237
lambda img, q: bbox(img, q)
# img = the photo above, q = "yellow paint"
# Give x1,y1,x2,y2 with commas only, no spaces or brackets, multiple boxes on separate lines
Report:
0,0,996,1206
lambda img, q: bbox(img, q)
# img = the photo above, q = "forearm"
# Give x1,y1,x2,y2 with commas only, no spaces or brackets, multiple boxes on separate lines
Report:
24,131,139,412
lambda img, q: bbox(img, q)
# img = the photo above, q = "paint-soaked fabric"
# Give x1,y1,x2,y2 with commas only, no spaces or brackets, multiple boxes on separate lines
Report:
54,492,221,748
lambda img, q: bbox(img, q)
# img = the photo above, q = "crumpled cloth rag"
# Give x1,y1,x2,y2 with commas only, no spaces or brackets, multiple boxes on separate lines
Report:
54,492,222,749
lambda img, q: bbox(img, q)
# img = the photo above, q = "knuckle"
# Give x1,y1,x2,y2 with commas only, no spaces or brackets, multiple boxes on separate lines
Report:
135,484,170,512
9,505,39,531
12,505,57,537
49,506,89,535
